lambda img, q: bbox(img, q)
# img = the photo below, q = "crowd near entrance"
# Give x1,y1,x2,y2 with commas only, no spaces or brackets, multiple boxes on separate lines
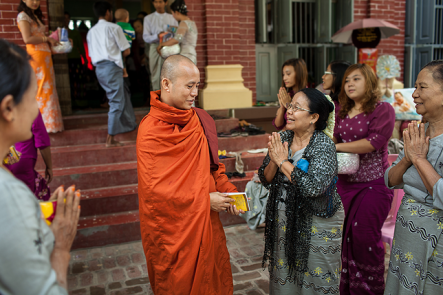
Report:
64,0,157,110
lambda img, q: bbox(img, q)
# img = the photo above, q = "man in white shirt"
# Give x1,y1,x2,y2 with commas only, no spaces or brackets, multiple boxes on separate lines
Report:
87,1,137,147
143,0,178,91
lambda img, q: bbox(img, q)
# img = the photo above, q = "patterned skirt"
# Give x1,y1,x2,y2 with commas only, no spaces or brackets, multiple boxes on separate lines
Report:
384,196,443,295
269,207,345,294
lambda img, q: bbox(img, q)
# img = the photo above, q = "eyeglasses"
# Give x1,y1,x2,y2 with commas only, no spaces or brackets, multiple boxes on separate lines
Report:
324,71,335,75
285,103,312,113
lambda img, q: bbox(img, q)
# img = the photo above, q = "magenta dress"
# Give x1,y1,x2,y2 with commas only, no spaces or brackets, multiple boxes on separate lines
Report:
334,102,395,295
6,112,51,200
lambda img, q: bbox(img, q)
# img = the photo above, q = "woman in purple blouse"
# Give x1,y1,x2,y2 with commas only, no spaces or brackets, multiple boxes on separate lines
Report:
6,111,52,200
273,58,308,130
333,64,395,295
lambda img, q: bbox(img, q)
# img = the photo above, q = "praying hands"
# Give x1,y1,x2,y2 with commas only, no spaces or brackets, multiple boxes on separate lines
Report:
267,132,289,166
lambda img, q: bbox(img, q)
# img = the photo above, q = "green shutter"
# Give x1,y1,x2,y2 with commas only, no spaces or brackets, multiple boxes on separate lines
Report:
336,45,357,64
277,0,293,43
256,45,279,102
256,0,268,43
316,0,332,42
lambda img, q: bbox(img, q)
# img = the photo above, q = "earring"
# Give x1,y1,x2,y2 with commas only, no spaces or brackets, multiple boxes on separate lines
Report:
310,122,313,125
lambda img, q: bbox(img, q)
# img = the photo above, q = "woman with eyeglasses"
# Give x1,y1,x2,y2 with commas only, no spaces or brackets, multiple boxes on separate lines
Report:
273,58,308,131
259,88,344,294
333,63,395,295
322,60,351,112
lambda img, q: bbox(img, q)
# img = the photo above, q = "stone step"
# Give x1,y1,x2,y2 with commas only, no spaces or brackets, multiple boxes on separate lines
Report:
43,161,138,191
63,111,148,130
63,111,239,133
73,210,141,250
219,152,266,173
218,134,269,152
227,171,255,192
49,125,138,147
73,209,246,249
37,142,265,171
42,160,254,213
36,142,137,170
80,184,139,217
49,124,262,149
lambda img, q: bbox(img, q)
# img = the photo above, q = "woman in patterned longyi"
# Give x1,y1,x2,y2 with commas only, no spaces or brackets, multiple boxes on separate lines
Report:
17,0,64,133
259,88,344,294
384,60,443,295
334,63,395,294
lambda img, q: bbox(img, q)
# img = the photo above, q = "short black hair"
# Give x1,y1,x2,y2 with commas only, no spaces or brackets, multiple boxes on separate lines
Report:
93,1,113,18
151,0,167,2
0,39,33,105
328,60,351,102
64,11,70,17
137,11,148,18
422,60,443,91
299,88,334,131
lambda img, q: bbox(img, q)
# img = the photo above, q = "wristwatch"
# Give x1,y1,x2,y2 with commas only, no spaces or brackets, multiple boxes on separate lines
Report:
279,159,289,170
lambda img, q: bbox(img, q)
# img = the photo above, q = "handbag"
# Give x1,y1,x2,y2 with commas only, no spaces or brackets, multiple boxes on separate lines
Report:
160,44,181,59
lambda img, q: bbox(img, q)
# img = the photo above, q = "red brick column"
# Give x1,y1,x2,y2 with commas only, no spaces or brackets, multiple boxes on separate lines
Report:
187,0,256,103
0,0,49,46
354,0,406,82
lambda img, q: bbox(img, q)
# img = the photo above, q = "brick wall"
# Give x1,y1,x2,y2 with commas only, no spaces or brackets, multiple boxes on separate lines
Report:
187,0,256,103
0,0,49,46
354,0,406,82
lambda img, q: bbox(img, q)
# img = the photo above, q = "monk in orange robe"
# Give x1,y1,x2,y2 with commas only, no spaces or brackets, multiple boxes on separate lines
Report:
136,55,244,295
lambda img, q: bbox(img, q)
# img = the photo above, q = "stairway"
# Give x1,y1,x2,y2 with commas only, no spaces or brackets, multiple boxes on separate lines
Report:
37,110,268,249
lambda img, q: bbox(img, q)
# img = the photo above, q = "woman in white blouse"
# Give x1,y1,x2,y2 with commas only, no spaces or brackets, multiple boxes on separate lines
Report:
157,0,198,64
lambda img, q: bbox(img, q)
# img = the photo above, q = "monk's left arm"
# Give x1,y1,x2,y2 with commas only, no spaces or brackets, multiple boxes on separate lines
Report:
213,163,238,193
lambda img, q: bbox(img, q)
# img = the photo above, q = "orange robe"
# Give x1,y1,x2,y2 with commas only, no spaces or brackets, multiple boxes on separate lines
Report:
136,91,236,294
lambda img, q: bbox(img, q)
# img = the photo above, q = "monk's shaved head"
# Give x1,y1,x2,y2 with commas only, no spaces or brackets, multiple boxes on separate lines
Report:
160,55,197,83
160,55,200,110
115,8,129,22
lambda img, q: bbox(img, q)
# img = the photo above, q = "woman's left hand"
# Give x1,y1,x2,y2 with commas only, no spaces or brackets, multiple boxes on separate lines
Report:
156,45,162,55
268,132,289,166
403,121,429,164
45,166,53,184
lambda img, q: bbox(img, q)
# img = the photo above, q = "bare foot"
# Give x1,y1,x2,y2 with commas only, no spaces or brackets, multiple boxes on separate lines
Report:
100,102,109,109
106,135,124,148
123,68,128,78
257,223,266,228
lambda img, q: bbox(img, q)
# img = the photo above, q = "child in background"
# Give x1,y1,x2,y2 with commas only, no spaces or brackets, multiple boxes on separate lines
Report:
115,9,135,77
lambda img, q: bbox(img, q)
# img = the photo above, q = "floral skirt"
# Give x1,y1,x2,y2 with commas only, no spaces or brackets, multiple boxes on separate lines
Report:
7,158,50,201
384,196,443,295
269,207,344,294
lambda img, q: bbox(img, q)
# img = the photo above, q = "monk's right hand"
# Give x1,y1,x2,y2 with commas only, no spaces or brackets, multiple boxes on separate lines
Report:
209,192,234,212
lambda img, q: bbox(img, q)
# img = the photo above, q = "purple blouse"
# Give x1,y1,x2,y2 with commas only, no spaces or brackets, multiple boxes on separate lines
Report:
334,102,395,183
15,112,51,160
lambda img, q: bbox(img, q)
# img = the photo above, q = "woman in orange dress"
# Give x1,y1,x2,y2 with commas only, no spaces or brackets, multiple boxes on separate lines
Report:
17,0,64,133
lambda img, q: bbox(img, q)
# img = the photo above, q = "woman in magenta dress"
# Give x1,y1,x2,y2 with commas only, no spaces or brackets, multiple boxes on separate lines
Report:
6,111,52,200
333,63,395,294
273,58,308,130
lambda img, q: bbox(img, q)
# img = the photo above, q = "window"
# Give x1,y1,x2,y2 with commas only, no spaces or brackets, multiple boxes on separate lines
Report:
255,0,355,102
